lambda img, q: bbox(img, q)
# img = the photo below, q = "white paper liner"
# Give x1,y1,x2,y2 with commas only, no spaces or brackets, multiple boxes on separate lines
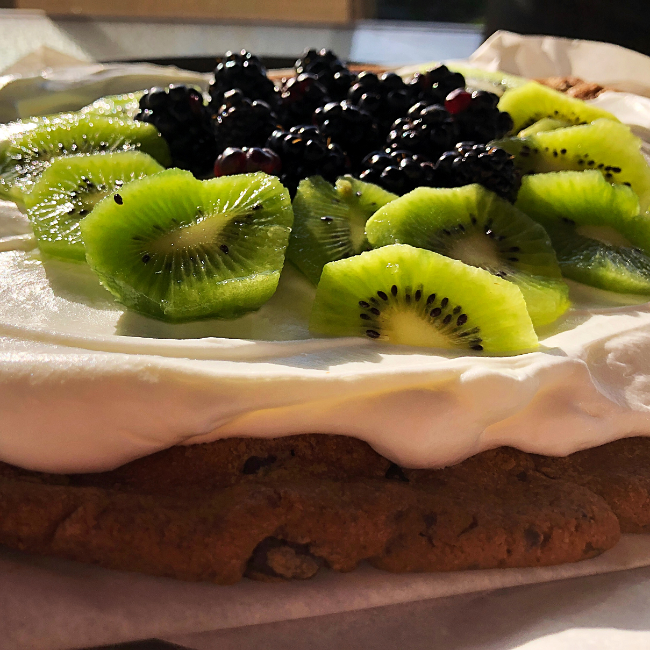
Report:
2,535,650,650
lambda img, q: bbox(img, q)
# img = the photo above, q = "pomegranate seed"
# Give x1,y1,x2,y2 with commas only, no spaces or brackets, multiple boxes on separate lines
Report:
444,88,472,114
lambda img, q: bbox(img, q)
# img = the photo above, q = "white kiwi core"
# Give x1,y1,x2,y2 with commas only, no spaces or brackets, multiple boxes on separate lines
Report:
383,310,451,349
576,224,634,248
448,232,502,270
149,211,230,253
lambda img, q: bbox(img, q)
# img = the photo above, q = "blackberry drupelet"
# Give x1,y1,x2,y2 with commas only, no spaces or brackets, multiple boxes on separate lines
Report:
136,85,217,177
212,90,281,152
266,125,350,196
358,149,435,195
209,50,279,109
445,89,514,144
295,48,354,101
278,73,330,127
313,101,381,170
432,143,520,201
214,147,281,177
347,72,413,138
408,65,465,105
386,102,458,161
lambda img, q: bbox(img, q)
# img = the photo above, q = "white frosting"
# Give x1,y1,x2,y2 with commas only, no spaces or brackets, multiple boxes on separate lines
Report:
3,91,650,473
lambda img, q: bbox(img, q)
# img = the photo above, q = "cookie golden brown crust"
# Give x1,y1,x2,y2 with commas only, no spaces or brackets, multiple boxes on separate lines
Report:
0,435,622,584
536,76,606,100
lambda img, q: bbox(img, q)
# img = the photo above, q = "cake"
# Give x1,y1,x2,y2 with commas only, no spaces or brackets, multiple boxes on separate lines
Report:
1,51,650,584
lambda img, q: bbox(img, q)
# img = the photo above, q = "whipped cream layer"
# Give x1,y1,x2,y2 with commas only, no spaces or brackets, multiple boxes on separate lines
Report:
3,90,650,474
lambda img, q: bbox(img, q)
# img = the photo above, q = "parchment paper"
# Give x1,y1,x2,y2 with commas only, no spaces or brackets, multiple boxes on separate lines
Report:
2,31,650,650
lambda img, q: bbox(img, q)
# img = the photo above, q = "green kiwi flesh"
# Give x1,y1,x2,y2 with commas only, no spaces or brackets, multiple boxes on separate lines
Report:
309,244,538,354
516,170,650,293
288,175,397,284
80,92,144,120
24,151,164,262
366,184,569,328
81,169,294,322
446,64,527,95
518,117,571,138
0,113,171,203
498,82,618,133
496,119,650,213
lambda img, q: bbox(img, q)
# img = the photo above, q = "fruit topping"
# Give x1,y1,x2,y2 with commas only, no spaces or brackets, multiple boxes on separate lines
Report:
212,90,281,153
266,125,350,196
313,101,381,170
288,175,397,283
516,170,650,293
278,73,330,127
407,65,465,105
294,49,354,101
366,184,569,327
358,149,436,195
214,147,281,177
135,85,216,177
432,143,520,202
347,71,413,137
386,102,458,160
497,119,650,212
449,90,514,144
81,169,294,321
209,50,279,109
0,114,171,204
309,244,538,354
498,82,618,133
24,151,164,262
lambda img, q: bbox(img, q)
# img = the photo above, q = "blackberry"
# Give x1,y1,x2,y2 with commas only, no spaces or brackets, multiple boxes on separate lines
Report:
295,48,354,101
136,85,217,177
386,103,458,160
212,90,281,152
432,143,520,201
358,149,435,195
278,73,329,127
347,72,413,137
266,125,350,196
209,50,279,109
214,147,281,177
445,89,514,144
313,101,381,170
408,65,465,105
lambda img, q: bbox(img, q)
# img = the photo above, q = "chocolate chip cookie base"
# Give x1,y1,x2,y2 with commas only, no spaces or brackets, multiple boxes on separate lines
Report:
1,434,645,585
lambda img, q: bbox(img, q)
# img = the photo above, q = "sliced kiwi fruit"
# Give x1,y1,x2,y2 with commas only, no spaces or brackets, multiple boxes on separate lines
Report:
446,64,527,95
518,117,571,138
496,119,650,213
23,151,165,262
0,113,171,203
81,169,294,321
497,82,618,133
80,92,144,120
366,184,569,328
516,170,650,293
288,175,397,284
310,244,538,354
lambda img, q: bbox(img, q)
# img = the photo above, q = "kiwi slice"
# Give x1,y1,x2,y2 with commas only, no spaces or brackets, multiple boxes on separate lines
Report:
81,169,293,321
496,119,650,213
23,151,165,262
288,175,397,284
310,244,538,354
516,170,650,293
80,92,144,119
446,64,527,95
518,117,571,138
0,113,171,203
498,82,618,133
366,184,569,328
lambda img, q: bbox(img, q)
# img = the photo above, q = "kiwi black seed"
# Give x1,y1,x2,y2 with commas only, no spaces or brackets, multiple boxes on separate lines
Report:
288,175,397,284
0,113,171,204
23,151,165,262
80,169,294,321
310,244,538,354
366,184,570,328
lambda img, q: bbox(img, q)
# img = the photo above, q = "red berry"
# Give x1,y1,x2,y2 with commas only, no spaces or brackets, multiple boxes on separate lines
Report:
214,147,247,176
444,88,472,114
